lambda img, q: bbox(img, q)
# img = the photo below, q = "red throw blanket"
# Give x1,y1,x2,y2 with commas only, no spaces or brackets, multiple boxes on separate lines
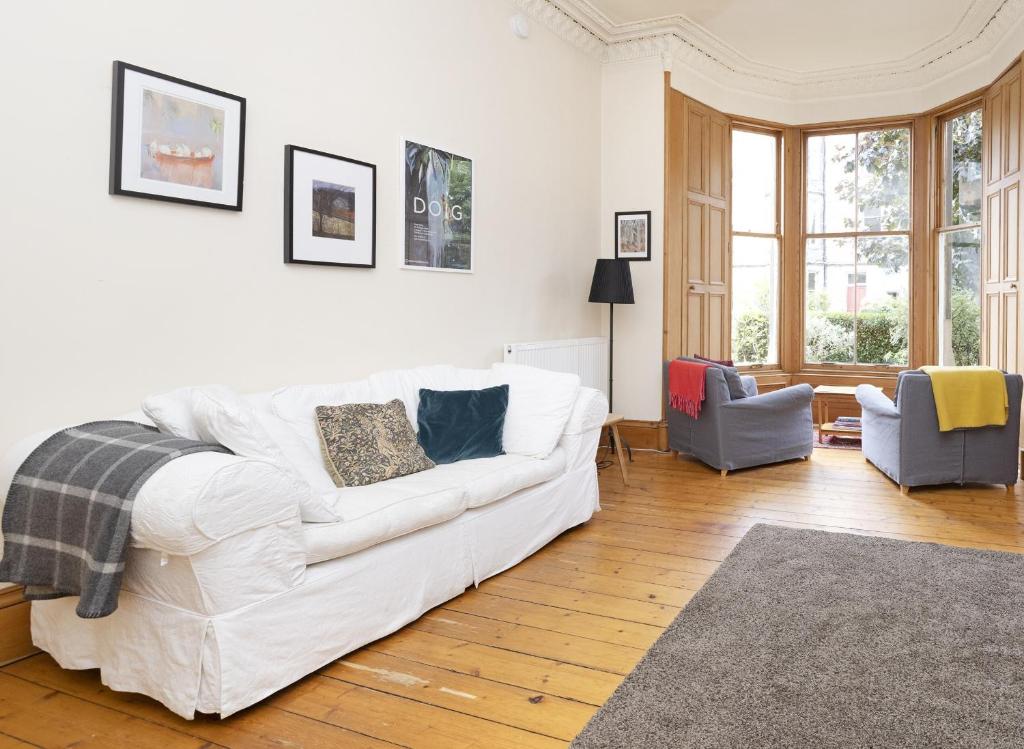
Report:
669,359,708,418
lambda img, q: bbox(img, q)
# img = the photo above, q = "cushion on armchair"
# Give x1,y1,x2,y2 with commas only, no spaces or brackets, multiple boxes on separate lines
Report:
681,357,748,400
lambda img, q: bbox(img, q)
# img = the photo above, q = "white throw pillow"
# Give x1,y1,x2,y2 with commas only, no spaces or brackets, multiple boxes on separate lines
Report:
190,385,340,522
143,386,204,440
490,363,580,459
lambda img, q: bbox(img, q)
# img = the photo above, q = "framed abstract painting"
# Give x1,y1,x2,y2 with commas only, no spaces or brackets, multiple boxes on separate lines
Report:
109,61,246,211
614,210,651,261
403,139,473,272
284,145,376,268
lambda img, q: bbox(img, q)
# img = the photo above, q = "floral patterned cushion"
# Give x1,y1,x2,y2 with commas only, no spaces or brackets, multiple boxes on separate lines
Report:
315,399,434,487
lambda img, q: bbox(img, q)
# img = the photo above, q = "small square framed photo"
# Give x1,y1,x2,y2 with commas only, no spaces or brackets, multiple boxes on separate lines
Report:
614,211,651,261
284,145,376,268
109,61,245,210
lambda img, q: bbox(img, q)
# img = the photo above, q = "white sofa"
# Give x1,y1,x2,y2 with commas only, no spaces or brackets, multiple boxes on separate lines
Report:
0,364,607,719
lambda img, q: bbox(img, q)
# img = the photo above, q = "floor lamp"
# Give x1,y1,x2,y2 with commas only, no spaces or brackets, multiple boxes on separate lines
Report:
588,259,634,464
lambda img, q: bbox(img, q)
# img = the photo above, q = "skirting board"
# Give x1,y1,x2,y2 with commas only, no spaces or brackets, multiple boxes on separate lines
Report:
0,586,37,666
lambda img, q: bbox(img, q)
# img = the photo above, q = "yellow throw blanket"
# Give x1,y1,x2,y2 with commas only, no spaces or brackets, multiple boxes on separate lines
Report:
920,366,1008,432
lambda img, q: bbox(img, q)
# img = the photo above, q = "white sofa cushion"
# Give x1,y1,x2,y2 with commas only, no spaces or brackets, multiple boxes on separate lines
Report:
271,365,492,452
491,363,580,459
303,447,568,564
303,477,466,564
429,448,567,509
143,386,205,441
191,386,340,523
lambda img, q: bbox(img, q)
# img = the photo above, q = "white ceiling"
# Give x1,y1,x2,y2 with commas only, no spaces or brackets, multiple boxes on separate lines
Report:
517,0,1024,122
586,0,971,73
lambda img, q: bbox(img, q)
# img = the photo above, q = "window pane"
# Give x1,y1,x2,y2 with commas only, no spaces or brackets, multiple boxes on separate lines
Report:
805,133,855,234
805,238,856,363
939,227,981,365
732,130,776,233
731,236,779,365
857,128,910,232
855,235,909,365
943,110,982,226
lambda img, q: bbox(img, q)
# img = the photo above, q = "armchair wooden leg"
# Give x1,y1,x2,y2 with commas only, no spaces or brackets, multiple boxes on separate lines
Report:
671,449,679,458
900,485,910,495
720,469,728,477
1007,483,1015,494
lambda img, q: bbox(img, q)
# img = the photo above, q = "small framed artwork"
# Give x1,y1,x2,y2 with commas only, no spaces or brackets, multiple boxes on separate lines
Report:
284,145,376,268
403,139,473,272
615,210,652,261
109,61,246,210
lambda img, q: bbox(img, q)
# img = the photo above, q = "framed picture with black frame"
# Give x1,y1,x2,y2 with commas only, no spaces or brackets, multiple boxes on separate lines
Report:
284,145,376,268
614,210,652,261
109,60,246,211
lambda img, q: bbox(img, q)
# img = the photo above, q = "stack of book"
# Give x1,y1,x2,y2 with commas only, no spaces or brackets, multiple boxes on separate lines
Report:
832,416,862,432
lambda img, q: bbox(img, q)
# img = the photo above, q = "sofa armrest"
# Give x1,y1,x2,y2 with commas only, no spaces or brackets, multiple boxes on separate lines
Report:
855,385,899,420
721,383,814,414
559,387,608,471
132,452,303,557
563,387,608,435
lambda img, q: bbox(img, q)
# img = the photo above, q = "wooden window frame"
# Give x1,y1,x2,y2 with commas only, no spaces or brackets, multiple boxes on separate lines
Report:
933,101,984,366
799,120,916,374
731,122,784,371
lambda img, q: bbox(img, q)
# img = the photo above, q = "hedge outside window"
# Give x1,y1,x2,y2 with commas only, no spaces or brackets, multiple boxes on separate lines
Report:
804,127,911,366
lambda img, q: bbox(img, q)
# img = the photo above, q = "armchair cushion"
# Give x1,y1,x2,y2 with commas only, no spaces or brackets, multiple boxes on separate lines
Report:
855,385,899,419
679,356,747,400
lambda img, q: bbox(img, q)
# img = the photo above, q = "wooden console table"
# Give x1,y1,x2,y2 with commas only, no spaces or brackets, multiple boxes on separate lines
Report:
813,385,862,444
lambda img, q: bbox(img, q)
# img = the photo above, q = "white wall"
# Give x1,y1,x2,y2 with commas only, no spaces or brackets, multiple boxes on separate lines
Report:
600,58,665,421
0,1,603,453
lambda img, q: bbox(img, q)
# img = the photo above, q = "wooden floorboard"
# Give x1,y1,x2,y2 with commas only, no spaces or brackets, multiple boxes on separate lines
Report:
1,448,1021,747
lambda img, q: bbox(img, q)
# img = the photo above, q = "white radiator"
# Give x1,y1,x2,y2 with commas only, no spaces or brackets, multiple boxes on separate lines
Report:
503,337,608,397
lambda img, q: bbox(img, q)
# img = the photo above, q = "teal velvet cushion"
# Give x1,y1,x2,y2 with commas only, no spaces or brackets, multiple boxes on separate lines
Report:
417,385,509,464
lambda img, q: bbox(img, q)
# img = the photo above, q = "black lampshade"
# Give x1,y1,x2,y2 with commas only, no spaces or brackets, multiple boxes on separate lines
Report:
588,259,634,304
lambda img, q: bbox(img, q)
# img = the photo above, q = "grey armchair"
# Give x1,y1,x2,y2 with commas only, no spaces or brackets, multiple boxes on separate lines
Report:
664,358,814,475
856,370,1022,493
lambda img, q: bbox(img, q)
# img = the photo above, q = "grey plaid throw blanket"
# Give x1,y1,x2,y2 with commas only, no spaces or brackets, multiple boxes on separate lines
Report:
0,421,229,618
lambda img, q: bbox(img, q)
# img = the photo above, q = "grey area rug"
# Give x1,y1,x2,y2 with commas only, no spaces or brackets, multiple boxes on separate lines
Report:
572,524,1024,748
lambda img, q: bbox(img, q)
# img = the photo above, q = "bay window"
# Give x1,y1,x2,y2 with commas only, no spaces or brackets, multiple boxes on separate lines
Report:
804,127,911,366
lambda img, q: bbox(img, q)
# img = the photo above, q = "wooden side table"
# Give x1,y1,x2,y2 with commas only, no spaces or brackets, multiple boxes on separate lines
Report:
813,385,862,444
603,413,629,486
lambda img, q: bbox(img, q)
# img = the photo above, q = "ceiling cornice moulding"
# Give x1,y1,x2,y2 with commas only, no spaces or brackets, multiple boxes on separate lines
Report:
515,0,1024,106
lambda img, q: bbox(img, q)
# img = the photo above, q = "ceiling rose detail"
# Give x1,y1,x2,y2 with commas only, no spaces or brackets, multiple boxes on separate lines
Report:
514,0,1024,106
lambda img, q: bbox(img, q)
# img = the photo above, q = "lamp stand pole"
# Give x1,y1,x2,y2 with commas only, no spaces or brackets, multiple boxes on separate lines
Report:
608,302,614,412
606,303,631,463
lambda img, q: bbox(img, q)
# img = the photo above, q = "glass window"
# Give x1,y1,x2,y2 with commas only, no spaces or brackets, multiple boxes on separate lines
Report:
732,130,776,234
937,107,982,366
856,128,910,232
938,227,981,366
804,127,911,366
942,110,982,226
731,128,780,366
805,133,855,234
732,236,780,366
